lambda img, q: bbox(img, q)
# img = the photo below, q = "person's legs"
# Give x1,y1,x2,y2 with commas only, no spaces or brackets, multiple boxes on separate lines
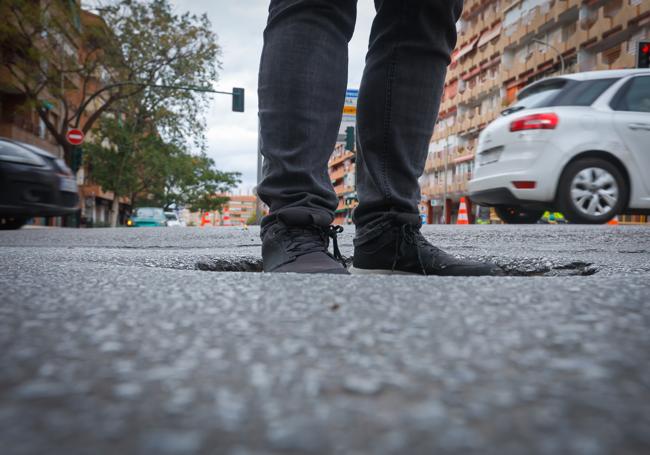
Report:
351,0,502,276
257,0,357,273
258,0,357,228
353,0,463,226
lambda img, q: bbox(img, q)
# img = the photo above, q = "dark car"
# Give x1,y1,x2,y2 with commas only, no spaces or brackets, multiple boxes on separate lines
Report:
0,138,79,229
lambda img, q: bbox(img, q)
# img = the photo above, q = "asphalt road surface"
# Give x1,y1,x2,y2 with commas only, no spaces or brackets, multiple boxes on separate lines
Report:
1,225,649,455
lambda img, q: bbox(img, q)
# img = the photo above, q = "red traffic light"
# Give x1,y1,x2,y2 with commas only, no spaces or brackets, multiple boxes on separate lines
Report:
638,41,650,68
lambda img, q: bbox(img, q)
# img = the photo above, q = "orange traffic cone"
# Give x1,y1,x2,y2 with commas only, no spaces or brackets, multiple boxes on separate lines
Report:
457,197,469,225
222,207,231,226
607,216,619,225
200,212,210,227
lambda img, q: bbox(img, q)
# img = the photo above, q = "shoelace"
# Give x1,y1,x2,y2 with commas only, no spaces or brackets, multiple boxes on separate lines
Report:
326,225,345,263
280,224,345,265
391,224,439,275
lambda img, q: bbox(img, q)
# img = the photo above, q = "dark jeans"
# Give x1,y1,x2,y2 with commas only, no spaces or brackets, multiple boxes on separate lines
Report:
258,0,463,229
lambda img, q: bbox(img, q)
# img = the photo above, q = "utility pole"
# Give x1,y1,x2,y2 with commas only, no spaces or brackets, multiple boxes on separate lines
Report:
255,118,263,224
532,38,566,75
443,136,449,224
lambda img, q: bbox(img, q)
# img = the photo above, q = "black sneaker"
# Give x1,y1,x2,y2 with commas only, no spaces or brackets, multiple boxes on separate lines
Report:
262,212,348,274
351,214,503,276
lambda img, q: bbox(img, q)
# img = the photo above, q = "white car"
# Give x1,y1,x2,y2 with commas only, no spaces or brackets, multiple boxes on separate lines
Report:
469,69,650,224
164,211,185,227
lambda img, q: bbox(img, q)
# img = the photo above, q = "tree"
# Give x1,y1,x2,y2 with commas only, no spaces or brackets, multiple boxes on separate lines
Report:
85,112,240,226
148,152,241,213
84,114,166,226
0,0,221,164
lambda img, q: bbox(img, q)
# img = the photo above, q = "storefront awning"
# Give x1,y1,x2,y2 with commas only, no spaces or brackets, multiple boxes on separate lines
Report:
477,23,502,48
454,35,481,61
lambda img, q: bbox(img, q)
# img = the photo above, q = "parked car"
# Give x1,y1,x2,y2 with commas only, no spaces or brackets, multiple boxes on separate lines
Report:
469,69,650,224
128,207,167,227
164,211,185,227
0,138,79,229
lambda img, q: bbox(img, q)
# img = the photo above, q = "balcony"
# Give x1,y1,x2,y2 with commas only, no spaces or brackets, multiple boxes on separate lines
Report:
421,183,446,198
334,185,356,196
328,150,354,167
329,167,346,182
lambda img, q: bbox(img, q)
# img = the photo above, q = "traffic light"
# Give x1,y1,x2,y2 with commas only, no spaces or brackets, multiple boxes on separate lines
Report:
637,40,650,68
345,126,355,151
232,87,245,112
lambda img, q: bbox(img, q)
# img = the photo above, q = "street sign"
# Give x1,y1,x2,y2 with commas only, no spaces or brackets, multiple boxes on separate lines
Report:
66,129,85,145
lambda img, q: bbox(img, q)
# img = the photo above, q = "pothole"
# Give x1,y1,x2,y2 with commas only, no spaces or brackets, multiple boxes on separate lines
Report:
197,256,263,272
196,257,598,276
496,260,598,277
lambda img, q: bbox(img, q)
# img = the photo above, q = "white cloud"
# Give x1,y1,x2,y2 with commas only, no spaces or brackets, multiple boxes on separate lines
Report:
172,0,376,192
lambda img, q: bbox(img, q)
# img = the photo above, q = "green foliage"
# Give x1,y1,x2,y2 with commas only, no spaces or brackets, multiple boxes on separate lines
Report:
146,150,241,212
3,0,239,217
96,0,221,146
86,114,240,212
0,0,221,161
84,115,160,201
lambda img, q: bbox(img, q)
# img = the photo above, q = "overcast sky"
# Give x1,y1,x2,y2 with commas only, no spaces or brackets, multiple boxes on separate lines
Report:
169,1,377,193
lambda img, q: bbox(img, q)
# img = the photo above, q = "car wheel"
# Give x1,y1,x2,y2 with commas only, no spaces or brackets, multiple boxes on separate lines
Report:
558,158,627,224
495,206,544,224
0,216,27,230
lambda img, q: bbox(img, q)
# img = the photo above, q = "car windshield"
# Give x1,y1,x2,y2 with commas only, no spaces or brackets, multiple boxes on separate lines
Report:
165,213,178,221
504,78,618,115
505,79,568,114
136,208,163,218
552,78,617,106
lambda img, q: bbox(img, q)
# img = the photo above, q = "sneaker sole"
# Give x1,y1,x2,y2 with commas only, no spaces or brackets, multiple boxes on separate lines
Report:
348,266,418,276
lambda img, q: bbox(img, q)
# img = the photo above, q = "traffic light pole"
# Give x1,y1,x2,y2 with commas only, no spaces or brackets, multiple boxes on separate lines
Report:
75,82,245,127
255,118,263,225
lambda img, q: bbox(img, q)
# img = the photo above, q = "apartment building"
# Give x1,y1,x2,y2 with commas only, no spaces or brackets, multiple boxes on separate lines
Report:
421,0,650,224
185,194,259,227
329,89,359,225
76,9,132,227
329,143,357,225
225,194,258,226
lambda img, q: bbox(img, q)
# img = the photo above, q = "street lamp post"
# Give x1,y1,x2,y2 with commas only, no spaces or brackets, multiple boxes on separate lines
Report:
532,38,566,75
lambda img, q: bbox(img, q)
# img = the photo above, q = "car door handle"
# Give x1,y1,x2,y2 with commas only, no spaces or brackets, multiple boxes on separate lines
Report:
628,123,650,131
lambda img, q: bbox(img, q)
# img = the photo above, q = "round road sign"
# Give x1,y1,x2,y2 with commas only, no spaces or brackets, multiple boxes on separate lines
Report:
66,129,85,145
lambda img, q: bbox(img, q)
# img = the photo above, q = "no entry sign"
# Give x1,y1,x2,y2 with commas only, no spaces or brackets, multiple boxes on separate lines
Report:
66,129,85,145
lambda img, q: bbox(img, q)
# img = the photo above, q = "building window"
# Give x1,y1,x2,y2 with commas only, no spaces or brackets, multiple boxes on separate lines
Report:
602,45,621,66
